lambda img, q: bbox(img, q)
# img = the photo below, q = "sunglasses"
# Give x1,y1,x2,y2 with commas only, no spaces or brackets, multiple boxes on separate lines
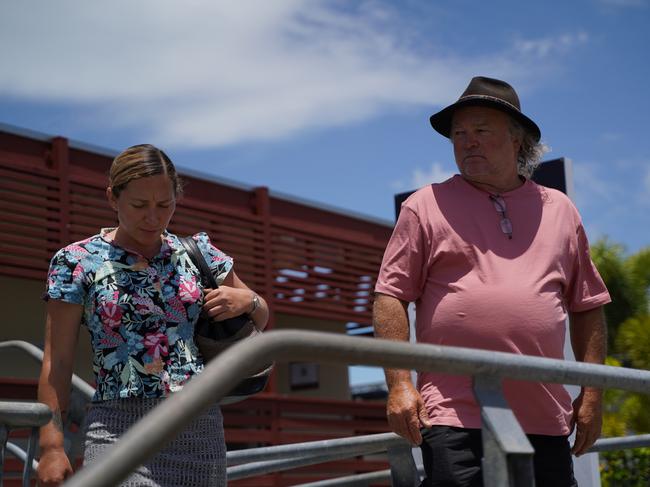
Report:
489,195,513,239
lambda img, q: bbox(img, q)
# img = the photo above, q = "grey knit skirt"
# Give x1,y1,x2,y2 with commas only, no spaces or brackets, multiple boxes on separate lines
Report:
83,397,226,486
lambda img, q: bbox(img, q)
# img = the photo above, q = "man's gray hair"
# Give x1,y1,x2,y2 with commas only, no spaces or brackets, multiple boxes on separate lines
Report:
509,118,549,179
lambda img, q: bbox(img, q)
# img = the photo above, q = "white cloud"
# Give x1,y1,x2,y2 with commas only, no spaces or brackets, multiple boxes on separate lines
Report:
391,162,455,191
514,32,588,58
411,162,455,188
0,1,590,148
572,161,617,209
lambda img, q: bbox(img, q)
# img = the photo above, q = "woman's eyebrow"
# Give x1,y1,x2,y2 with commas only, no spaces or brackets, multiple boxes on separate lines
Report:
129,197,174,203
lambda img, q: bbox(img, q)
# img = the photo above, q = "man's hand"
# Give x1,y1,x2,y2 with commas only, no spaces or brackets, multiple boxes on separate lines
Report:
373,294,431,444
387,381,433,445
569,307,606,456
571,389,603,456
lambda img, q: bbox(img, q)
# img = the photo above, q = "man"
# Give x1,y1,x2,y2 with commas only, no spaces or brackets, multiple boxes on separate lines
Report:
373,76,610,487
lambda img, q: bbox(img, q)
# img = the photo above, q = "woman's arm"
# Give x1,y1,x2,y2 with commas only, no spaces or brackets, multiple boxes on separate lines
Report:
37,300,83,486
203,270,269,331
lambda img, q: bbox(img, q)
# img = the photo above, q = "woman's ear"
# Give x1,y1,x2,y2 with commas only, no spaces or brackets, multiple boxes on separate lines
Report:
106,187,118,211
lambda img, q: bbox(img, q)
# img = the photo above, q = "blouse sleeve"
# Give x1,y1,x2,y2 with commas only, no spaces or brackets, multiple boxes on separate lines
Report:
45,246,88,304
193,232,234,285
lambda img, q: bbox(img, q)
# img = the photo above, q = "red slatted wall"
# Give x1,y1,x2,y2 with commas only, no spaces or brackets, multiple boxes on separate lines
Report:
0,130,393,329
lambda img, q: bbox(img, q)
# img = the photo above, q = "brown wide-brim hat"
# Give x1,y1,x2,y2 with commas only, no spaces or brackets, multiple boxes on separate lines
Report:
429,76,541,142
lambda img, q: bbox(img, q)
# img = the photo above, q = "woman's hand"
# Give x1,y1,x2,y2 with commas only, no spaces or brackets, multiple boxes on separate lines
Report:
203,286,254,321
37,448,73,486
202,270,269,330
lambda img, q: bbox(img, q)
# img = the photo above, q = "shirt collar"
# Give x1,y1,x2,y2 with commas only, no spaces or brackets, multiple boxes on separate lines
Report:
100,227,176,260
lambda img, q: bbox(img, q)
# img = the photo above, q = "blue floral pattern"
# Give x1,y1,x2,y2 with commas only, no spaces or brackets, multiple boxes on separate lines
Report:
45,229,233,402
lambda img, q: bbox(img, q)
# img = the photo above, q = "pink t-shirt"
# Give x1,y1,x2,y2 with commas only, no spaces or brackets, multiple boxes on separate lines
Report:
375,175,611,435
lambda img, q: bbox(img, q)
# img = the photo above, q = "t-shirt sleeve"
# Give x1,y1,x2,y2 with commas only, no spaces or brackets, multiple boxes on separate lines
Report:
45,246,88,305
193,232,234,285
374,205,428,303
565,223,611,312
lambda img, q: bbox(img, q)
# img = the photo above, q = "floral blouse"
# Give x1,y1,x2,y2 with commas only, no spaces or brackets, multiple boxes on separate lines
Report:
45,229,233,402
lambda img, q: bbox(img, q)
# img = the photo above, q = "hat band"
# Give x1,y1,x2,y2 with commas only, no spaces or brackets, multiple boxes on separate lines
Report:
458,94,521,113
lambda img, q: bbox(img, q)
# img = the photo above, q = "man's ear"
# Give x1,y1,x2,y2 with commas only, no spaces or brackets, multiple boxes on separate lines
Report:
512,135,522,157
106,187,118,211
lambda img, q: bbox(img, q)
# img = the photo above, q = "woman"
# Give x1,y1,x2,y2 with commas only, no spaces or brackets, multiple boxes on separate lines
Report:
37,144,269,486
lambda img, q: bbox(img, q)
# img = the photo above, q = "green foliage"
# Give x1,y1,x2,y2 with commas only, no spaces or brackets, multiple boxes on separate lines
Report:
590,240,647,351
600,448,650,486
627,248,650,314
591,240,650,485
617,314,650,370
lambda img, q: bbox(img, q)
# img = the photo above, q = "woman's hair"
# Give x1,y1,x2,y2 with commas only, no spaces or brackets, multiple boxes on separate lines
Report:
508,118,549,179
109,144,183,197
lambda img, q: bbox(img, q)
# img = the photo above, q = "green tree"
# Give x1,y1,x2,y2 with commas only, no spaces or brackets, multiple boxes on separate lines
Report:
591,240,650,486
627,248,650,313
590,240,647,352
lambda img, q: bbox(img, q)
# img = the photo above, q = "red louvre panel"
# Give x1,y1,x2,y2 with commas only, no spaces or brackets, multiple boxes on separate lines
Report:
271,231,382,274
270,224,380,324
0,160,63,277
1,128,392,331
171,198,267,288
68,179,115,241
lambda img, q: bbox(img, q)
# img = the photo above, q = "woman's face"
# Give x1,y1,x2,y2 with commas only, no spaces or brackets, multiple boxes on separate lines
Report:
107,174,176,254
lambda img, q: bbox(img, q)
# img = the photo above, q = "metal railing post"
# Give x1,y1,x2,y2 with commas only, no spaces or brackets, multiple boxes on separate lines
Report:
386,443,419,486
54,330,650,487
473,375,535,487
4,335,650,485
22,428,40,487
0,401,52,487
0,424,7,486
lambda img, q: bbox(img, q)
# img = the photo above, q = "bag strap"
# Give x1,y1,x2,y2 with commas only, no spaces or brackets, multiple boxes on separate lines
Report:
179,236,219,289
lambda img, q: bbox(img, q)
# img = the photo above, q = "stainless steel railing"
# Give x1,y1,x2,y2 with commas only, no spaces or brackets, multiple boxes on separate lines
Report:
3,415,650,486
54,329,650,487
0,341,95,401
0,401,51,487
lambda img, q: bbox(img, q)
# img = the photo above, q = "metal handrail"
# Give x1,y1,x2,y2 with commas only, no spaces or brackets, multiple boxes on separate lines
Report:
589,434,650,452
5,429,646,482
294,466,426,487
0,341,95,401
5,441,39,472
61,329,650,487
0,401,52,429
226,431,650,484
226,433,417,481
3,423,649,485
226,431,403,465
0,401,51,487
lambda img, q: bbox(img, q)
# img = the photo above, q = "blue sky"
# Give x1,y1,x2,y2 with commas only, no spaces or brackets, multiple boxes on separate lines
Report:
2,1,649,385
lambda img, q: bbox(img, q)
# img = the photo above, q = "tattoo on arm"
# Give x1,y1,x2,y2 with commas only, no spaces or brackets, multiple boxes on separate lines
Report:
52,407,64,433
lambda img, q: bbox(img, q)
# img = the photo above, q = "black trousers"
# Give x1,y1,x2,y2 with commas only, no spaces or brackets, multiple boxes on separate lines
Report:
419,426,578,487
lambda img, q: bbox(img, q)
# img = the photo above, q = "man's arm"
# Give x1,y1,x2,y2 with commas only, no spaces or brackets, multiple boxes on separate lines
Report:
569,305,607,456
373,293,432,445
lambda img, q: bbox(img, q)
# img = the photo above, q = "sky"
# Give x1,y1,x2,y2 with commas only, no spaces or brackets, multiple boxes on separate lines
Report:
1,0,649,386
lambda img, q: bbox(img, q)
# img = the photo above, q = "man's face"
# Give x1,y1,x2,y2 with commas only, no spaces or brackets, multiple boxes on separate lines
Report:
451,106,521,188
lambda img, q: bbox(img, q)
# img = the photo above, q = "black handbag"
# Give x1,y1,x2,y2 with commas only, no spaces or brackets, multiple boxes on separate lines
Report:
179,236,273,403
